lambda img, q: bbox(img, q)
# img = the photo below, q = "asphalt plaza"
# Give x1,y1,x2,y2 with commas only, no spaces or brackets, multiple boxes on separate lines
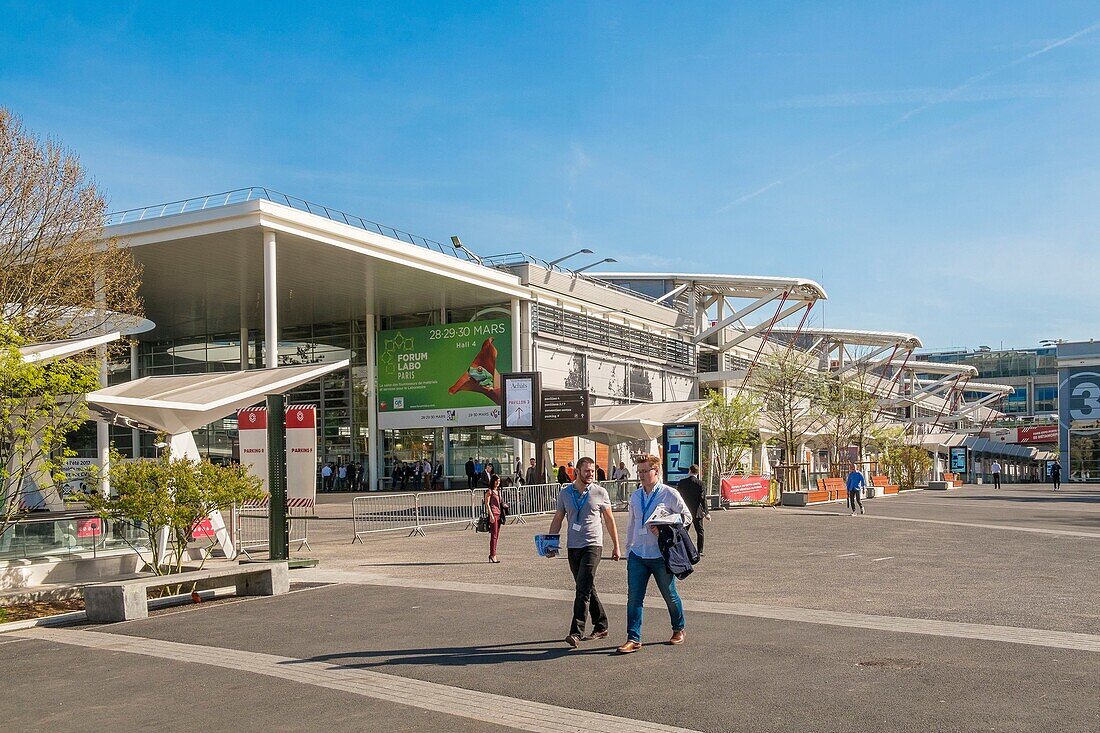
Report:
5,483,1099,732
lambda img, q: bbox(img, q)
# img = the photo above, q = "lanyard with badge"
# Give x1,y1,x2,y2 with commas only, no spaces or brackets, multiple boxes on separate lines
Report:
570,486,590,532
639,486,661,526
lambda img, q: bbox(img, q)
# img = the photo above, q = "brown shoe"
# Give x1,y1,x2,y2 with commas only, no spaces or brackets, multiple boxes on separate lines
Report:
669,630,685,645
616,640,642,654
583,629,609,641
565,634,580,648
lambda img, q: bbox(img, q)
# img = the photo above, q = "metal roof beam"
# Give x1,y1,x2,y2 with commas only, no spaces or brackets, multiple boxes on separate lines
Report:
694,289,786,343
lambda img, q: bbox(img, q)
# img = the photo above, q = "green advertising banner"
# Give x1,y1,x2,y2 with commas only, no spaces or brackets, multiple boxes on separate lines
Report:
376,319,512,427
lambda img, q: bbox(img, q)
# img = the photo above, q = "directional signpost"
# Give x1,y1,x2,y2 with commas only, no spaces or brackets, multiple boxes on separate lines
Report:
501,372,590,481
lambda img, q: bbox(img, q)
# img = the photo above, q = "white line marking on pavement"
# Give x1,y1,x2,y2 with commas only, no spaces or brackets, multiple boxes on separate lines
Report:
785,508,1100,539
296,569,1100,654
904,498,1100,515
870,556,894,562
15,627,700,733
837,552,859,557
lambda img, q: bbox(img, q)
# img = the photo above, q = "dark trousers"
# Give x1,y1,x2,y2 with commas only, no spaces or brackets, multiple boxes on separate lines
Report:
686,506,704,550
993,473,1001,489
567,546,607,637
848,489,863,512
1053,474,1061,489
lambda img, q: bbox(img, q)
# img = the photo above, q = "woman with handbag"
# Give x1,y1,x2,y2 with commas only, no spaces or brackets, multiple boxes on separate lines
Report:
483,474,505,563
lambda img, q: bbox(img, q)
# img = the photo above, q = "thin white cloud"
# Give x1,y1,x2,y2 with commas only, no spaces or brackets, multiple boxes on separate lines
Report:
768,81,1100,109
719,19,1100,211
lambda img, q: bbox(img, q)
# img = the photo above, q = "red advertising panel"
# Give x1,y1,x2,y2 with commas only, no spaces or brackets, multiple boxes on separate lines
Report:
1016,425,1058,444
76,518,102,538
191,517,215,539
721,475,771,505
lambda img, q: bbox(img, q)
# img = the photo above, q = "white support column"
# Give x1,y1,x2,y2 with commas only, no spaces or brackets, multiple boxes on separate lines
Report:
510,298,523,464
130,342,141,459
95,274,110,496
366,313,380,491
263,231,278,369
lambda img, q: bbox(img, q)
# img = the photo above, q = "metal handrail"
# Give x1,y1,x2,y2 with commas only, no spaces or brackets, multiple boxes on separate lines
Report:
104,187,480,264
482,251,673,307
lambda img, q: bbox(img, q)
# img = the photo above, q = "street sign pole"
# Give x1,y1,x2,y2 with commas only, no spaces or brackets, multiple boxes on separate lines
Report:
266,393,289,561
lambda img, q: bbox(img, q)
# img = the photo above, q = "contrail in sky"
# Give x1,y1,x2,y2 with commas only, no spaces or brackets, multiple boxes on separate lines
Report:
718,20,1100,212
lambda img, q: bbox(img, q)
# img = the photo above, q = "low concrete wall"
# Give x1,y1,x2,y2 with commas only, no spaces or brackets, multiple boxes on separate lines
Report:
1,550,149,591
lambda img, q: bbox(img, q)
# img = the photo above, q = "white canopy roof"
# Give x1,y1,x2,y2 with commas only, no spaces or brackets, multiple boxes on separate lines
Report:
586,400,707,442
86,360,349,435
18,332,121,364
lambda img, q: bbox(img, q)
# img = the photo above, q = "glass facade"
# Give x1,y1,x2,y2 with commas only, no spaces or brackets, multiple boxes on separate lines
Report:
1069,433,1100,482
922,346,1058,418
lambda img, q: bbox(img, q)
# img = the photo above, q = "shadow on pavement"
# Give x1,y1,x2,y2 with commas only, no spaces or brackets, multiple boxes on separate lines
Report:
284,639,616,668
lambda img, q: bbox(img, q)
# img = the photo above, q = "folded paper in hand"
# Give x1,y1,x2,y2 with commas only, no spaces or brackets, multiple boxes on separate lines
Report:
535,534,560,557
644,506,684,526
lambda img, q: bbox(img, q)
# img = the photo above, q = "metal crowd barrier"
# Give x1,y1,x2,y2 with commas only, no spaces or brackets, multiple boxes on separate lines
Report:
350,481,646,543
351,492,421,540
233,498,314,559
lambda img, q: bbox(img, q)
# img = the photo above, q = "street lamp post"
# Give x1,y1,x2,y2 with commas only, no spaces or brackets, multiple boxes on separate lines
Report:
547,248,593,268
572,257,618,274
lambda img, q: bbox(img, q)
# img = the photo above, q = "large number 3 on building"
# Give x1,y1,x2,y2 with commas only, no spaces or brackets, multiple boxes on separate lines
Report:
1070,378,1100,420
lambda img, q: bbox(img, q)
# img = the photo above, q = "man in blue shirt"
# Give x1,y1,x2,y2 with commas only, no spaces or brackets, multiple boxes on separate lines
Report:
845,464,866,515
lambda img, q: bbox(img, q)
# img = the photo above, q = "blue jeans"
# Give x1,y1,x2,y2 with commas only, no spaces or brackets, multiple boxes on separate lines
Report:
626,552,685,642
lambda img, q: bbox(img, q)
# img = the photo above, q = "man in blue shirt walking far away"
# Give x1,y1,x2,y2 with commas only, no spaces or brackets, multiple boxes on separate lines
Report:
846,464,866,516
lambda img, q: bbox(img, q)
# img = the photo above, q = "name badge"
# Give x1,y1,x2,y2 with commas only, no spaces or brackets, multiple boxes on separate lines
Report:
571,523,582,532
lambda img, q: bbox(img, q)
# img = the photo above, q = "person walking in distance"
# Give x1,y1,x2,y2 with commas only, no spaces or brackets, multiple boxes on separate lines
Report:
525,458,541,486
484,474,504,563
465,457,476,489
1051,460,1062,491
321,462,333,492
845,464,865,515
676,464,708,556
991,460,1002,490
617,454,691,654
546,456,622,648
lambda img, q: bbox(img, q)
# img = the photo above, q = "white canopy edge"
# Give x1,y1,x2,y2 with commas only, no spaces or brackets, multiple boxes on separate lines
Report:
18,332,121,363
87,360,350,435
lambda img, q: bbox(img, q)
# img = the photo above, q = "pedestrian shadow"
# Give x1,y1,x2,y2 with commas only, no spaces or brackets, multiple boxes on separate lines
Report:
358,561,489,567
281,639,613,669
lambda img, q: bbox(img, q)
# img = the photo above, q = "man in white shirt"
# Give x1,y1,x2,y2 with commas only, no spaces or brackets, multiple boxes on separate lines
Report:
991,460,1002,489
617,453,692,654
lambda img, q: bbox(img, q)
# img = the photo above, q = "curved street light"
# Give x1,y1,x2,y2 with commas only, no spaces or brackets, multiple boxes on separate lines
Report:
548,248,593,267
573,257,618,274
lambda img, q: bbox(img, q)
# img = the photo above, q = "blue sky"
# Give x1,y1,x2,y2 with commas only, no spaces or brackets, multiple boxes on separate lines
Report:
2,2,1098,349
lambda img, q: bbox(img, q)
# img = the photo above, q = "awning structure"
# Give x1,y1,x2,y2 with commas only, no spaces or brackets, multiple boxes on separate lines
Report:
17,332,121,364
86,361,350,436
586,400,707,442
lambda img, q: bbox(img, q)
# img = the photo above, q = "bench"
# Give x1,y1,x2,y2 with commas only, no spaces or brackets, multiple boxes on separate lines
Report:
808,477,845,503
943,473,962,487
84,561,290,623
872,475,899,495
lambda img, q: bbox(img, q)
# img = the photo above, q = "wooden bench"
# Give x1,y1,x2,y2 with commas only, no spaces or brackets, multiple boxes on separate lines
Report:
872,475,899,495
823,477,845,501
807,477,846,503
84,561,290,623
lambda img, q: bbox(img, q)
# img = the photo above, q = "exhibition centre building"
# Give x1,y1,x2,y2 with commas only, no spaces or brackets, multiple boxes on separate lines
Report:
83,187,1029,490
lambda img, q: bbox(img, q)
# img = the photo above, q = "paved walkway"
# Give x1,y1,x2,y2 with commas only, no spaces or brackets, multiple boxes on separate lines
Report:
4,482,1099,732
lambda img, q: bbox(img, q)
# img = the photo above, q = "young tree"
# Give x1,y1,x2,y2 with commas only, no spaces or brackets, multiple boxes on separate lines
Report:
750,350,827,491
0,107,142,342
0,323,100,537
819,375,879,476
696,388,762,489
84,445,263,575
